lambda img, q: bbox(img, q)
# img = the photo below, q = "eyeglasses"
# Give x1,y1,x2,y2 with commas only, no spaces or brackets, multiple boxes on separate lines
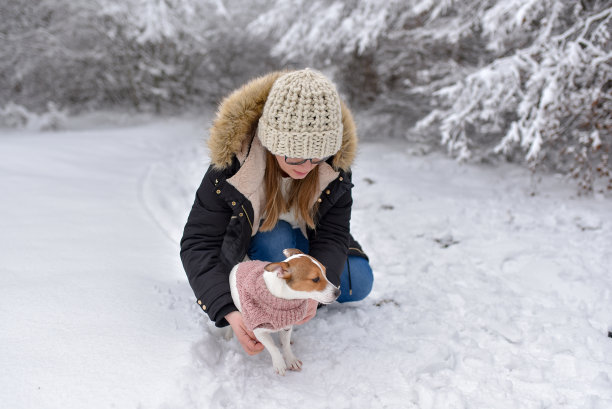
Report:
284,156,330,166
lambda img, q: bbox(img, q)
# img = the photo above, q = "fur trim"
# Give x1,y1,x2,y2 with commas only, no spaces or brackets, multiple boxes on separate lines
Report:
208,71,358,171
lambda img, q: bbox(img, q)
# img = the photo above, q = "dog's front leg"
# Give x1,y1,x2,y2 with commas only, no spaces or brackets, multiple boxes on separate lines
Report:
253,328,287,375
279,326,302,371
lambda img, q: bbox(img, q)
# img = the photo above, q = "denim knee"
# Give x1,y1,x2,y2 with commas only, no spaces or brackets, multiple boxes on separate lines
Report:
337,256,373,303
248,221,307,262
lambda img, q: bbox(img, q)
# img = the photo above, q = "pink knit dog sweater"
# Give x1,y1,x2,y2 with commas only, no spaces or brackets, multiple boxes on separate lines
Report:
236,260,318,331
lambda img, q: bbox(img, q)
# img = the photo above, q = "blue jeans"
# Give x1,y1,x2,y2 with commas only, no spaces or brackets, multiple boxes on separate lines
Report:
247,221,373,303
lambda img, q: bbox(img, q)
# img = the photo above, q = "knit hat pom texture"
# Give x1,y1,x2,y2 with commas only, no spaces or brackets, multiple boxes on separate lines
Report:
258,69,343,160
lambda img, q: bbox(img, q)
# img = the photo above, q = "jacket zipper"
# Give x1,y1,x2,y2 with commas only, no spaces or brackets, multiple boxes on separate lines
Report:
346,257,353,296
241,205,253,230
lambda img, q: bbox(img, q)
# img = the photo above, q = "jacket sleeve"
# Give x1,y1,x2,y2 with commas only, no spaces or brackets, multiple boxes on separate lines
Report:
308,176,353,287
180,166,237,327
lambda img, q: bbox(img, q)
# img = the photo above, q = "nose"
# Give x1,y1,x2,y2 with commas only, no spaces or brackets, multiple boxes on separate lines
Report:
334,288,341,298
297,161,316,172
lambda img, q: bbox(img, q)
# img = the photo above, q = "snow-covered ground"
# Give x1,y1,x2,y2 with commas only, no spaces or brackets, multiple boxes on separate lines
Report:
1,116,611,409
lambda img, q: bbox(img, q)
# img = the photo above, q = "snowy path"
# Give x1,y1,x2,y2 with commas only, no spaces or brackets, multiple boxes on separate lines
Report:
0,118,207,408
1,117,611,409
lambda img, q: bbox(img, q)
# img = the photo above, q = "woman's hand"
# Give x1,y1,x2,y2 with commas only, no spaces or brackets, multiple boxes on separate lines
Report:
225,311,264,355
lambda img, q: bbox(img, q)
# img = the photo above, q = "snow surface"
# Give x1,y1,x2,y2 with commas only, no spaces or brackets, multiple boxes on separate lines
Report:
1,116,611,409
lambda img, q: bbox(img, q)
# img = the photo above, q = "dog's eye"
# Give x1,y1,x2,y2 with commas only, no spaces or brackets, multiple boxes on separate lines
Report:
312,277,320,283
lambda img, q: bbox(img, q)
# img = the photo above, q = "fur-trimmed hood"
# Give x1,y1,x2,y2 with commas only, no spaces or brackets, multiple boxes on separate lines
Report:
207,71,358,171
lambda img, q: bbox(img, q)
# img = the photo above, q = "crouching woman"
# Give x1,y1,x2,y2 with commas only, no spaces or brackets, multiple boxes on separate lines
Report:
180,69,373,355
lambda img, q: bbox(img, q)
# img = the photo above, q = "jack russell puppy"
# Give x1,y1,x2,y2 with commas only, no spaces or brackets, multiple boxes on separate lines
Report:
229,248,340,375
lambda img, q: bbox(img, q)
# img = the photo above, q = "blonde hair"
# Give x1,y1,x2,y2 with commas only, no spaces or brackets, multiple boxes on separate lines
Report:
259,151,320,231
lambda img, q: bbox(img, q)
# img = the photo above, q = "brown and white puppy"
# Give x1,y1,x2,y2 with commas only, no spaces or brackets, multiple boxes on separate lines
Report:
229,248,340,375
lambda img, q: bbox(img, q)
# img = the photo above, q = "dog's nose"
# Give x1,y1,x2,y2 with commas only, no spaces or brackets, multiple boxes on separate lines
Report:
334,288,341,298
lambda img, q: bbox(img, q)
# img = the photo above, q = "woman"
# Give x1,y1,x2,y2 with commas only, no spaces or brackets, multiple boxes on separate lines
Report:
180,69,373,355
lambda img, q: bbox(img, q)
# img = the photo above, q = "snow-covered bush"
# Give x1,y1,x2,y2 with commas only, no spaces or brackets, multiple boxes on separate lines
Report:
37,102,68,131
0,102,67,131
0,103,31,129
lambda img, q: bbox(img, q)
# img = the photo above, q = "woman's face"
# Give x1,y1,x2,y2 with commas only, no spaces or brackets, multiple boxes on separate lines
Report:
275,155,319,179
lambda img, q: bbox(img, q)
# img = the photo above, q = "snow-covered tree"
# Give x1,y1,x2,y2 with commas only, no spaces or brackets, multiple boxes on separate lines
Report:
2,0,610,192
247,0,611,192
247,0,497,137
1,0,278,113
417,1,612,192
0,1,104,111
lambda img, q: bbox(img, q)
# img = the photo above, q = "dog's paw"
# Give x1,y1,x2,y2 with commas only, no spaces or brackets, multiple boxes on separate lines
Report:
286,357,303,371
272,358,288,376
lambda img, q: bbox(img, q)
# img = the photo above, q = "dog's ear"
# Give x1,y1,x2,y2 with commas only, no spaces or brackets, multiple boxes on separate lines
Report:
264,261,291,279
282,248,304,258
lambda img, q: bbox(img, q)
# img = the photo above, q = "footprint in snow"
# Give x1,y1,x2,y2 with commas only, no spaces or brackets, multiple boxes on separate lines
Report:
434,234,459,248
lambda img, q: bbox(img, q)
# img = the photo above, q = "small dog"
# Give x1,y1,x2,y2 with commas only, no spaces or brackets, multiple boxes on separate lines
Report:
229,248,340,375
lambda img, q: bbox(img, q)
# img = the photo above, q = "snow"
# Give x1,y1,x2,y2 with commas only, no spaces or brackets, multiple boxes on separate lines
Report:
1,116,611,408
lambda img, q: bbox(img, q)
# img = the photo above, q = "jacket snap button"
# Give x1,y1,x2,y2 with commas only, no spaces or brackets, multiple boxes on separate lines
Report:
231,201,236,206
216,189,221,194
239,212,244,217
202,304,207,311
339,177,343,181
326,189,331,195
197,300,202,305
317,198,322,203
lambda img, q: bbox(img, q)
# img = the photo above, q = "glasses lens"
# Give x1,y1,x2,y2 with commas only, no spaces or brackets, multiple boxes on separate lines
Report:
285,157,308,165
284,156,331,165
310,157,329,164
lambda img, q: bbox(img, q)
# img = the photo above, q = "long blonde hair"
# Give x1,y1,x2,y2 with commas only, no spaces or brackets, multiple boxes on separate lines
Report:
259,151,320,231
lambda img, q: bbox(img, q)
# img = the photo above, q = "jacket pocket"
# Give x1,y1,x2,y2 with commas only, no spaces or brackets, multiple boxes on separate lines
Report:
221,214,249,265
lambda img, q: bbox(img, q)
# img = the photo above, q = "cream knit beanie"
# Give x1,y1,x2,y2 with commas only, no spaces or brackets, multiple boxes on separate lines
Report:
258,69,343,159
